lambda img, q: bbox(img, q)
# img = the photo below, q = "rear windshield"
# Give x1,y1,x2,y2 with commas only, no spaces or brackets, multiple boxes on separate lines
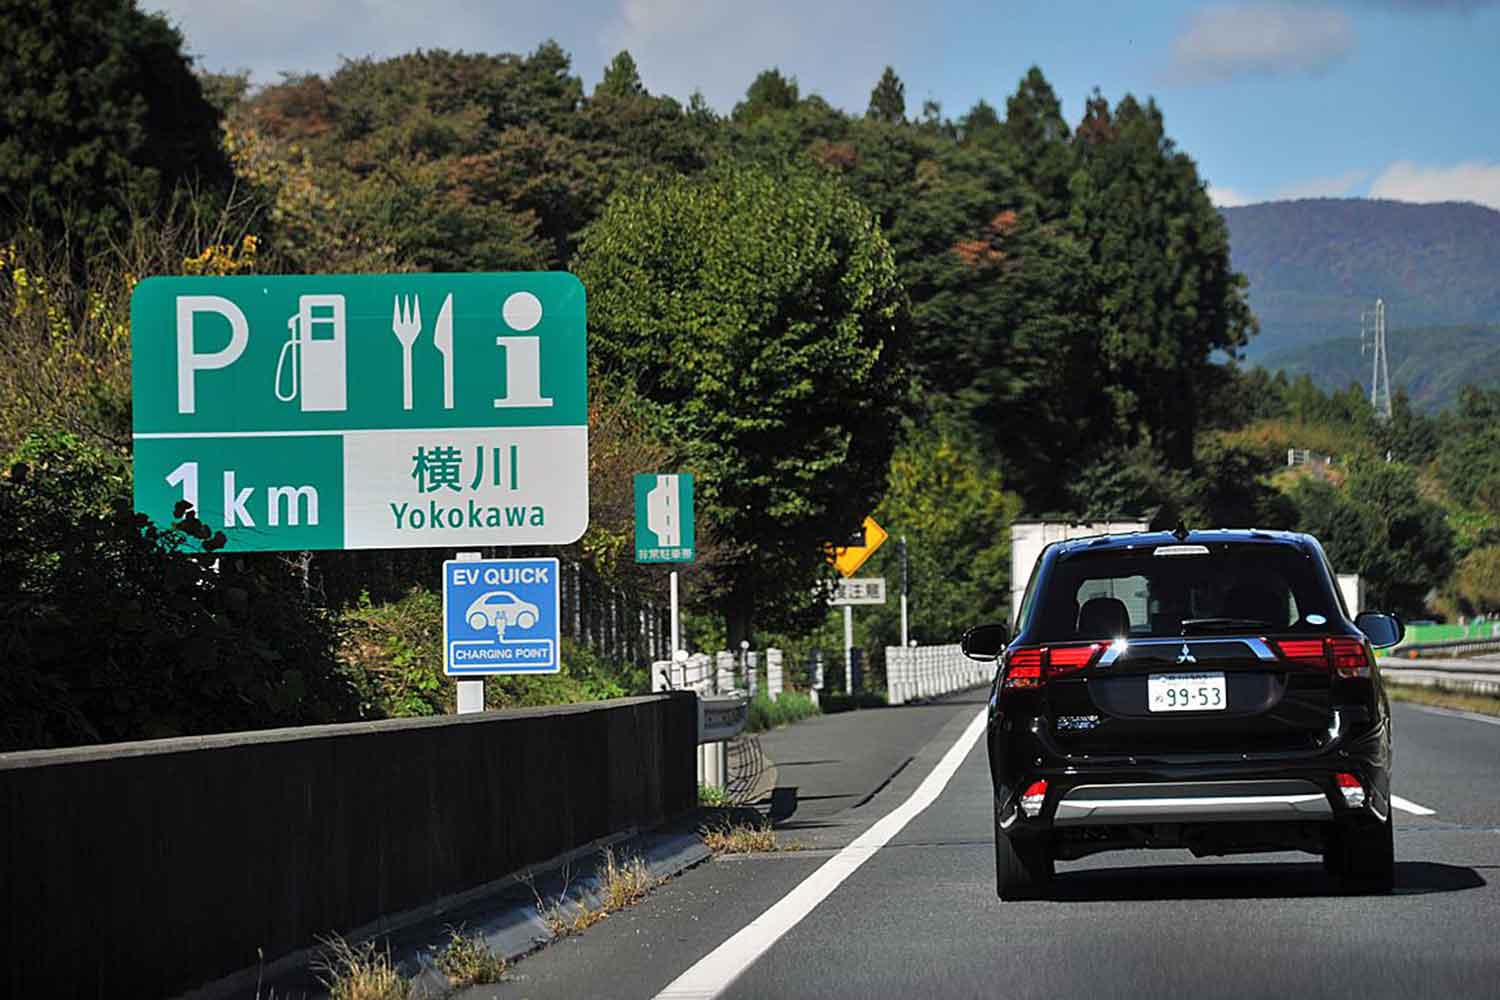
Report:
1028,543,1340,643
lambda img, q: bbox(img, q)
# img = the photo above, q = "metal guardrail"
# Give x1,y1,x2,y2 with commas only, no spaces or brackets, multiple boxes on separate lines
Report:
885,644,992,705
1386,637,1500,660
1382,666,1500,697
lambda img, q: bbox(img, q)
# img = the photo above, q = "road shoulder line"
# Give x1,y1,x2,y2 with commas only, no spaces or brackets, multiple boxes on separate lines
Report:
1406,703,1500,727
654,707,988,1000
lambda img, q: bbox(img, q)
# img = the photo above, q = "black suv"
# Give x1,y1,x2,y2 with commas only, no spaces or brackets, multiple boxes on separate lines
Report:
962,529,1404,900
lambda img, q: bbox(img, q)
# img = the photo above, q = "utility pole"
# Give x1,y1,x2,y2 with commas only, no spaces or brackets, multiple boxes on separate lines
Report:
1361,297,1392,421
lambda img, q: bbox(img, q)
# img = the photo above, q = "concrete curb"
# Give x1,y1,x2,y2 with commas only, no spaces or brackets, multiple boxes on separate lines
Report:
208,826,712,1000
412,828,713,996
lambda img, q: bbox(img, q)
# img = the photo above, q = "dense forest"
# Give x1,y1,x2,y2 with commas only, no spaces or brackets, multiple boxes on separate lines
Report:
3,1,1498,749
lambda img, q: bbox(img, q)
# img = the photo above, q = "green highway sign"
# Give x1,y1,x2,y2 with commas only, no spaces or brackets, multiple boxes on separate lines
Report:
131,273,588,551
634,473,695,563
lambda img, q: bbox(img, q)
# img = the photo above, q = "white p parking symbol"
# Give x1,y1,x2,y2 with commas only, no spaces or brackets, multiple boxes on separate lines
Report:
176,295,248,414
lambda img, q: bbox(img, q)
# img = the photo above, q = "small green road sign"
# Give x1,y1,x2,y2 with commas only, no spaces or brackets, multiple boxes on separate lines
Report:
131,272,587,551
634,473,695,563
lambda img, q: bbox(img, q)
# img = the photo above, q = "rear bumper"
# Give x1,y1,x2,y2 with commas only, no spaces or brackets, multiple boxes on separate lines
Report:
1053,779,1333,826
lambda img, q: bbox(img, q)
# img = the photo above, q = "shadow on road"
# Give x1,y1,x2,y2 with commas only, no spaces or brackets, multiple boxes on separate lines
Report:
1043,860,1485,902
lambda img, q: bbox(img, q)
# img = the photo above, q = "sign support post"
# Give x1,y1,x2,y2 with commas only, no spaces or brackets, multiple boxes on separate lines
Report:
670,569,681,656
455,551,484,714
844,604,854,694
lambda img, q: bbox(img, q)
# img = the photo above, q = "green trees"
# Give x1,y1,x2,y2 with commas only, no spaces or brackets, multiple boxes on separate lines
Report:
864,421,1022,645
574,165,911,643
1292,460,1453,615
867,67,906,123
0,0,228,247
1067,94,1256,471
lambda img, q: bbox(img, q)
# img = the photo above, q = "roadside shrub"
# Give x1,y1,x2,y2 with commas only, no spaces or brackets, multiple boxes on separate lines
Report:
744,690,820,732
0,431,362,750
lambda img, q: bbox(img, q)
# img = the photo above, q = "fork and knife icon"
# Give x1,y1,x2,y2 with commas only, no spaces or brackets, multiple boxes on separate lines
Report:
392,293,454,410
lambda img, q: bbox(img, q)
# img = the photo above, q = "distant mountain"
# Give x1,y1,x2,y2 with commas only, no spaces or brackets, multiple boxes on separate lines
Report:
1219,198,1500,360
1260,324,1500,412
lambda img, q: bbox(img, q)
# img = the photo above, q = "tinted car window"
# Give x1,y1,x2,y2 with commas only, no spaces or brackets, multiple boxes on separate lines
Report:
1031,543,1338,642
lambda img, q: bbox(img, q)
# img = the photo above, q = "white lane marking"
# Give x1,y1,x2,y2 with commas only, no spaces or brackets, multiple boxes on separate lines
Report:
1406,703,1500,728
1390,795,1437,816
655,708,988,1000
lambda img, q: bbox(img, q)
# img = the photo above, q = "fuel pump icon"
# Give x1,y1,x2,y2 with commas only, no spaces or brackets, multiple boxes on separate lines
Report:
275,294,348,412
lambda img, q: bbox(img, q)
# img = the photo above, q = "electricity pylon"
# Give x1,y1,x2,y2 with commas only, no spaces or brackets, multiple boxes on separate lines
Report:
1361,298,1392,421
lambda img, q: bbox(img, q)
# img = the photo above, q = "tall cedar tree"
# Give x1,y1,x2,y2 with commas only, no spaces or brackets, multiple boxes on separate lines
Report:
867,66,906,123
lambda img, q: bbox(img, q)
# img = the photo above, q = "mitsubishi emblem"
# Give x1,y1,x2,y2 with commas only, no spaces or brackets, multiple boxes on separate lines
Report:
1176,643,1197,665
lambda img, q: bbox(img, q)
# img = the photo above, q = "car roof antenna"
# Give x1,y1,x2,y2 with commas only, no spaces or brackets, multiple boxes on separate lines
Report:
1172,519,1190,542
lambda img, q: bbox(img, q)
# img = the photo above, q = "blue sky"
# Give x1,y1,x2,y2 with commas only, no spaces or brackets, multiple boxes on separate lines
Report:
150,1,1500,209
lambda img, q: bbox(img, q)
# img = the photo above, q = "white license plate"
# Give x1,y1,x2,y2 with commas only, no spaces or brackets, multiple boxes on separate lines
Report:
1148,672,1227,712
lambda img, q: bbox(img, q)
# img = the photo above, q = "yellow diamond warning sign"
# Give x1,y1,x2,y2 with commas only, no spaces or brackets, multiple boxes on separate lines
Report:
828,516,888,578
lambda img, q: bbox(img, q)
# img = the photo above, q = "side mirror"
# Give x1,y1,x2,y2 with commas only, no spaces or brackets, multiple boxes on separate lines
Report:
961,623,1010,662
1355,611,1404,649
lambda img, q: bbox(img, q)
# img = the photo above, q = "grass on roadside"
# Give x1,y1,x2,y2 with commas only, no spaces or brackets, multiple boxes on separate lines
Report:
434,927,509,988
315,935,417,1000
698,783,729,807
700,816,802,855
745,690,821,732
1387,683,1500,717
534,847,662,938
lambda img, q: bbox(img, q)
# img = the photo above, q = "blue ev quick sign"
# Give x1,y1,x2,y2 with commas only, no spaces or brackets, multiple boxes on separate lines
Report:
442,557,560,675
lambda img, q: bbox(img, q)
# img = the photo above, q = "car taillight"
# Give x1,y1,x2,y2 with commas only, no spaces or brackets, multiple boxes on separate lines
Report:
1004,647,1043,689
1047,642,1107,676
1336,772,1365,808
1328,637,1371,678
1021,780,1048,818
1002,643,1106,689
1272,637,1371,678
1275,639,1326,666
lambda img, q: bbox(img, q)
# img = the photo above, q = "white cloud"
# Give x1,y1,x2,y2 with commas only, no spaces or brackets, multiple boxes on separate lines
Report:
1275,168,1372,200
1168,3,1355,85
1209,185,1256,207
1369,161,1500,209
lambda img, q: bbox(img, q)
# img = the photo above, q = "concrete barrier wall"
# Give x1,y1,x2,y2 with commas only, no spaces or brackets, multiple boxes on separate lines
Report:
0,693,697,1000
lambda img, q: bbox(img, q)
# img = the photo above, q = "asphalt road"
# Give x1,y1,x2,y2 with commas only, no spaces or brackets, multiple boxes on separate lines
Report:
464,699,1500,999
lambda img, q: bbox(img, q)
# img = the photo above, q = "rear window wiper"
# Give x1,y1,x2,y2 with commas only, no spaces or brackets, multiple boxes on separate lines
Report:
1179,617,1277,635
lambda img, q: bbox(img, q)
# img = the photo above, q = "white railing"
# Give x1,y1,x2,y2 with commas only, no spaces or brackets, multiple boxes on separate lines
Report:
885,644,993,705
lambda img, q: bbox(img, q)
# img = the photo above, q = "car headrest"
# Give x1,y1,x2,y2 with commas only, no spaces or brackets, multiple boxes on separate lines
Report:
1078,597,1131,639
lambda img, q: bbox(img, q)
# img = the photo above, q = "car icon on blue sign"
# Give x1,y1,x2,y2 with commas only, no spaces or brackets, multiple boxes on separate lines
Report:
466,590,540,631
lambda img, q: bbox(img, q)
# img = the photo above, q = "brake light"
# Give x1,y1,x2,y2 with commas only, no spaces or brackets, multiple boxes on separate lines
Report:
1275,639,1326,666
1272,637,1371,678
1336,772,1365,808
1021,780,1048,818
1047,642,1107,676
1002,643,1106,689
1004,647,1043,689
